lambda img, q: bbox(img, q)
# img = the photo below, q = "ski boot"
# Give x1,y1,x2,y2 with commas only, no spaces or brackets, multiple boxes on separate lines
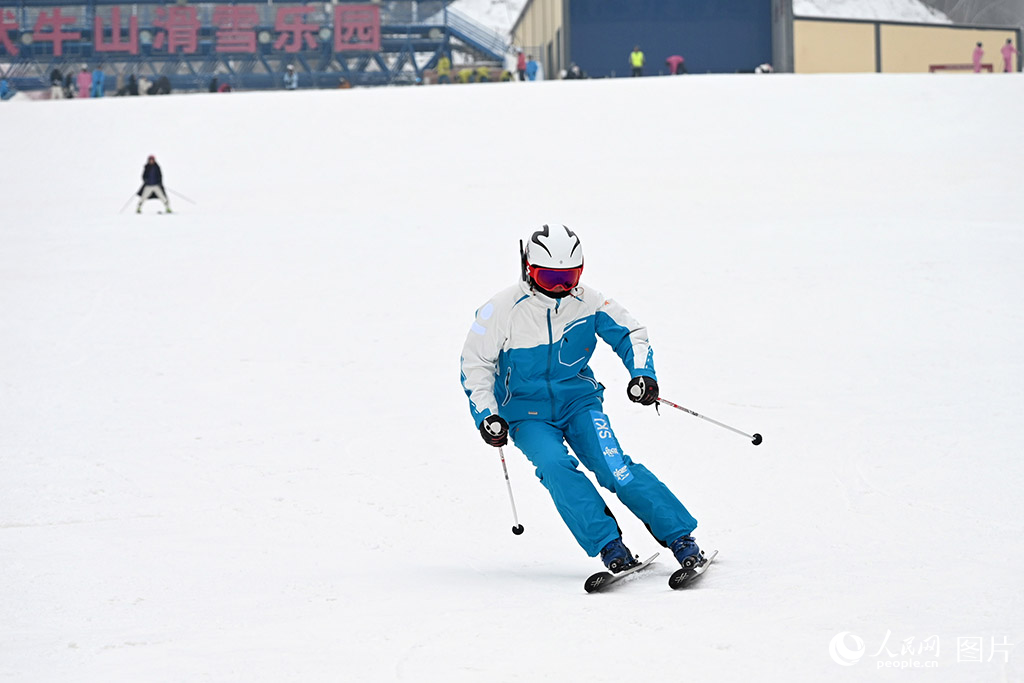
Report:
599,537,639,573
670,535,703,569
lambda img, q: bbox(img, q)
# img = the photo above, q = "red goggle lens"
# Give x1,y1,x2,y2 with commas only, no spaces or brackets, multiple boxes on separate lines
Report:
530,265,582,292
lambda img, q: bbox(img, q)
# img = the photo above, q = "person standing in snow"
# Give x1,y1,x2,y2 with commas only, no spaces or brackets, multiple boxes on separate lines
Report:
283,65,298,90
1000,39,1018,73
460,225,704,575
90,65,105,97
629,45,645,77
76,65,91,98
136,155,172,214
50,68,64,99
516,49,527,81
972,42,984,73
436,53,452,84
525,55,539,82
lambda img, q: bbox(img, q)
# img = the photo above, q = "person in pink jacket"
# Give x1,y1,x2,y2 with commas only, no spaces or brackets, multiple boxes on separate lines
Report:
665,55,686,75
972,43,984,73
1001,39,1019,73
75,65,91,98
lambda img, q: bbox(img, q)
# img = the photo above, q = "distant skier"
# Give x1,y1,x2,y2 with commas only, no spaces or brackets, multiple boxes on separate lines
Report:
630,45,645,77
50,68,64,99
283,65,298,90
665,55,686,75
973,42,984,73
437,53,452,84
90,66,105,97
76,66,91,99
136,155,172,214
1001,39,1018,73
461,225,703,576
525,55,539,81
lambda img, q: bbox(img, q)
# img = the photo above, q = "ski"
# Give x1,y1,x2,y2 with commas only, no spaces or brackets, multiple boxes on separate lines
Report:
584,553,659,593
668,549,718,589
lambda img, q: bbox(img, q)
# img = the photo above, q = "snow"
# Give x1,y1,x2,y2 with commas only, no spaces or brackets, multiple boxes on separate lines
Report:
794,0,952,23
2,73,1023,681
448,0,526,36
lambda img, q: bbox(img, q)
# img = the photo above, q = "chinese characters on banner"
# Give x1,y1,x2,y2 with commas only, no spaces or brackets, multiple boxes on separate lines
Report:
0,4,380,56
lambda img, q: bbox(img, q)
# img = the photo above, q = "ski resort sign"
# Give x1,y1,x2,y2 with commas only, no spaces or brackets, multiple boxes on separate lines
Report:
0,3,381,56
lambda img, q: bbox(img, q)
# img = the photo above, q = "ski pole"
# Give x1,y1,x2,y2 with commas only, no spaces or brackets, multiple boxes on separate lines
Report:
167,188,197,204
498,447,525,535
657,397,762,446
118,193,137,214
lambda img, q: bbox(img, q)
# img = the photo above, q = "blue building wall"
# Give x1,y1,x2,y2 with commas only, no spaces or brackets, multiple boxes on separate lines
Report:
568,0,772,77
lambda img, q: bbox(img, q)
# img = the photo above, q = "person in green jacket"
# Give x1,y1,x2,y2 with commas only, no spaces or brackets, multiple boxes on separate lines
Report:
437,54,452,84
630,45,644,77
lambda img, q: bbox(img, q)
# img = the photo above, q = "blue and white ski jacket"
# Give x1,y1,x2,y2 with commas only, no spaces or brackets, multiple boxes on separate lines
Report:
461,280,656,428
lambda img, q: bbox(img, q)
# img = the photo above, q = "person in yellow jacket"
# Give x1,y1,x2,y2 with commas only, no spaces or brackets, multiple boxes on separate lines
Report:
629,45,644,77
476,65,492,82
437,53,452,84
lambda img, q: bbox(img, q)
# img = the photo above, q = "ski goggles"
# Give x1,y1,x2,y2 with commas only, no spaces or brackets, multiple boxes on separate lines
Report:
529,264,583,292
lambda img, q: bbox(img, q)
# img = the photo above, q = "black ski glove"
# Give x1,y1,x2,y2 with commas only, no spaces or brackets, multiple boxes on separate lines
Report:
627,376,659,406
480,415,509,447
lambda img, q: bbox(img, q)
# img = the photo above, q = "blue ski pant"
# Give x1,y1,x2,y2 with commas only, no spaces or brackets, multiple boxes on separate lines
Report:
510,403,697,557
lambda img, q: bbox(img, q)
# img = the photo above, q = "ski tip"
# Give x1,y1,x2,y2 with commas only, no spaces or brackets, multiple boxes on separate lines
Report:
584,572,610,593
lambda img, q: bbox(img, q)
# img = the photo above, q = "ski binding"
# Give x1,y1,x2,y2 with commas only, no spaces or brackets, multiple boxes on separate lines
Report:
668,549,718,589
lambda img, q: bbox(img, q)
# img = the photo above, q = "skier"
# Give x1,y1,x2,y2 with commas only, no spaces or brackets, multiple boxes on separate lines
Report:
50,68,64,99
136,155,172,214
76,65,91,99
630,45,645,77
90,66,105,97
1001,39,1019,73
665,55,686,75
525,55,539,82
283,65,298,90
973,42,984,73
460,225,702,575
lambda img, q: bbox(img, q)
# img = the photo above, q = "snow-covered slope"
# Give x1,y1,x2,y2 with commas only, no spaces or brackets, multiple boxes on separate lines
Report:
2,74,1023,682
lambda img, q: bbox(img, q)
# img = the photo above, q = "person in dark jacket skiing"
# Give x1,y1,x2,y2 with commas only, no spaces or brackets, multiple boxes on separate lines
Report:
136,155,172,214
461,225,706,579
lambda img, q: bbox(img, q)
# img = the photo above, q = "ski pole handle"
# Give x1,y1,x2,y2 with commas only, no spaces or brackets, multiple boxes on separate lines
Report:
498,447,525,535
657,397,762,446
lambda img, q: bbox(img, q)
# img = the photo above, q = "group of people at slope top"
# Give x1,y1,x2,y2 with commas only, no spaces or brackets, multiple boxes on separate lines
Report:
973,38,1019,73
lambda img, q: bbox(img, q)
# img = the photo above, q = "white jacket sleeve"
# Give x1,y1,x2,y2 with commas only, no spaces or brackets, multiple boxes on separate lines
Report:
594,293,656,379
460,296,508,427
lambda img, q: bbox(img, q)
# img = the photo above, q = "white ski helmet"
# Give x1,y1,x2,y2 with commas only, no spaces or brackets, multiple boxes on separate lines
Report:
521,224,584,295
